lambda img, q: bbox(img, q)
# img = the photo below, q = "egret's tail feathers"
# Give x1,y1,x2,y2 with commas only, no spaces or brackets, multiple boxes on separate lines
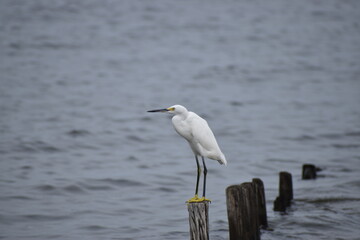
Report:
218,153,227,166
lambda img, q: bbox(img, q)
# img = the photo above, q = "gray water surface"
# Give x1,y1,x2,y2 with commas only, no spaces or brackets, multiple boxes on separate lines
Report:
1,0,360,239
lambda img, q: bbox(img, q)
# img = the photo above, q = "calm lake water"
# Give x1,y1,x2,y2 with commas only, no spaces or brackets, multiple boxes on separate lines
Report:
1,0,360,239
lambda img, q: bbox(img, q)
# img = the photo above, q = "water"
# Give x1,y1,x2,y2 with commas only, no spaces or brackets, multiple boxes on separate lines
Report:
0,0,359,239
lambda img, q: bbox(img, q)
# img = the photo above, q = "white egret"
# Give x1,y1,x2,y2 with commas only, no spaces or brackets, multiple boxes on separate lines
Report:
147,105,227,202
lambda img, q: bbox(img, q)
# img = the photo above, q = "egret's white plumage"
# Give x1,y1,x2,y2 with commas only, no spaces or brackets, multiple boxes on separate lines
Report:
147,104,226,202
169,105,227,165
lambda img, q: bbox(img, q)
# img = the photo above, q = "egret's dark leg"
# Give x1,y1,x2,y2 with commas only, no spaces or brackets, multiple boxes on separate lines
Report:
195,155,201,197
202,157,207,198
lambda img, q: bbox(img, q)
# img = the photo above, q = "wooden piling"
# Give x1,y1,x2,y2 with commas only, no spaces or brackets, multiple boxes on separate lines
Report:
252,178,268,229
302,164,317,179
273,172,293,212
279,172,293,205
187,202,209,240
226,183,260,240
273,196,286,212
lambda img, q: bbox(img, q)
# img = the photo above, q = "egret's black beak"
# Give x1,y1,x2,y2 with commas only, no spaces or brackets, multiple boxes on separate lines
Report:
147,108,169,113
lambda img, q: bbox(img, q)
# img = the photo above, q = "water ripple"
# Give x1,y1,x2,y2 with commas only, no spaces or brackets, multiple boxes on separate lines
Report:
63,185,87,194
332,144,360,149
66,129,91,137
126,135,146,143
94,178,147,187
80,225,108,231
14,140,61,153
21,214,73,222
156,187,177,193
79,182,114,191
35,184,57,192
0,195,34,201
281,135,317,141
305,197,360,204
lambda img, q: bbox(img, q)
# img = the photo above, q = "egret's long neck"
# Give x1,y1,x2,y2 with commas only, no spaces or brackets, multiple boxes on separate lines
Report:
175,110,189,120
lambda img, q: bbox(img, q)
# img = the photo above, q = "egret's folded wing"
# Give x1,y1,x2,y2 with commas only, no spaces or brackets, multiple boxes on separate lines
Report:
189,115,221,153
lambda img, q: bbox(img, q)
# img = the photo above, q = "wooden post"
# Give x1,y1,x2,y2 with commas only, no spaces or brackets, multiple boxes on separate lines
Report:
187,202,209,240
302,164,317,179
273,172,293,212
226,183,260,240
252,178,268,229
273,196,286,212
279,171,293,205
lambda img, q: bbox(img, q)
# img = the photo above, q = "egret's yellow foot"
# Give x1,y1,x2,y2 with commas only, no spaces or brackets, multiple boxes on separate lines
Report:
200,197,211,202
186,195,211,203
187,195,201,203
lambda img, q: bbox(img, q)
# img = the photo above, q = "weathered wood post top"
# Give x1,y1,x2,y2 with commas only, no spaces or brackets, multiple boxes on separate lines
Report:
187,201,210,240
